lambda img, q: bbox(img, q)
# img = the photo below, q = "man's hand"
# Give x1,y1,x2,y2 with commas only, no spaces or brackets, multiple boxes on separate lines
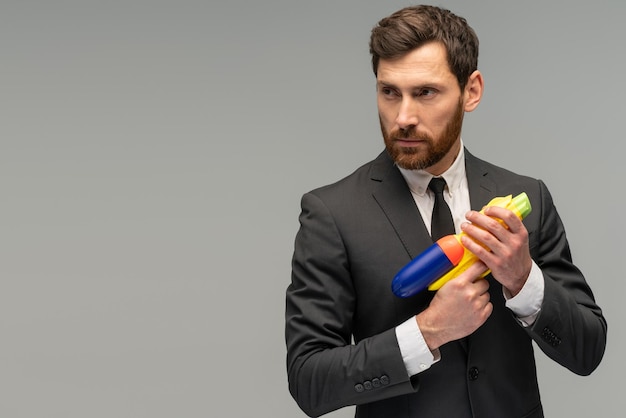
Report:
416,261,492,351
460,206,533,297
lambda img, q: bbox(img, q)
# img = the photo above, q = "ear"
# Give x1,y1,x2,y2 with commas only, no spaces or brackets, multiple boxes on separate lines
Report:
463,70,484,112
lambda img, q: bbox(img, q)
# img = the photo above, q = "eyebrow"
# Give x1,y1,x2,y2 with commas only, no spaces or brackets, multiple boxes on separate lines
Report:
376,81,429,92
376,80,397,88
376,81,404,92
376,79,444,91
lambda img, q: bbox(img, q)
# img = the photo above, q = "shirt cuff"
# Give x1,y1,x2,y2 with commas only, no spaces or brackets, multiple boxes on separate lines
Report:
504,261,544,327
395,317,440,377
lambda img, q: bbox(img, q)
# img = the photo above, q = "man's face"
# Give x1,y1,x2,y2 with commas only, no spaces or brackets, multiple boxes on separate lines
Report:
377,42,466,175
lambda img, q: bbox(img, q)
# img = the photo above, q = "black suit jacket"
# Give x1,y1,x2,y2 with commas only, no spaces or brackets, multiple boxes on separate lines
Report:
285,150,606,417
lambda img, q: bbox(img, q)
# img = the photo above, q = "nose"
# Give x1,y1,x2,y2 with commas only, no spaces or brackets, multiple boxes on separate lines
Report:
395,98,419,130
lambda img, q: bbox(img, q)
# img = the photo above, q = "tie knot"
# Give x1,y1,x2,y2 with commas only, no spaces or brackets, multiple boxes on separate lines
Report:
428,177,447,195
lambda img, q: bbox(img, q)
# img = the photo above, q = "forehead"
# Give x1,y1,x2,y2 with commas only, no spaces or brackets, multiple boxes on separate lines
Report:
376,42,456,86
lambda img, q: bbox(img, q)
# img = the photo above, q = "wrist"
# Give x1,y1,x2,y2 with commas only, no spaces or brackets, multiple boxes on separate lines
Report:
415,312,446,351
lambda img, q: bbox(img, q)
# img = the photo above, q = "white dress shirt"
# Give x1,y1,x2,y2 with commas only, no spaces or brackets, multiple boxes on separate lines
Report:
394,142,544,376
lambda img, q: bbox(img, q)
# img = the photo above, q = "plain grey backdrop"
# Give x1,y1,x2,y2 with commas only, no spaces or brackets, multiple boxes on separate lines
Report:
1,0,623,416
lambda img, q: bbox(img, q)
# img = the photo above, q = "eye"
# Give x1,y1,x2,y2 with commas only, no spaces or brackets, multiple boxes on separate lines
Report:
416,88,438,98
379,86,399,98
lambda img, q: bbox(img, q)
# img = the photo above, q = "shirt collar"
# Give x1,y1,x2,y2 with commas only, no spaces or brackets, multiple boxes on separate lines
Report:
398,140,466,197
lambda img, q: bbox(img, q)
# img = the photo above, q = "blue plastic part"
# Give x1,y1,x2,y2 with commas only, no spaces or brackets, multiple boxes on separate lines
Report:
391,243,454,298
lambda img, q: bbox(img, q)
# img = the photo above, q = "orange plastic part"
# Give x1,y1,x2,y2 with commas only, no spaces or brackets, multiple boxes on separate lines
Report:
437,235,465,266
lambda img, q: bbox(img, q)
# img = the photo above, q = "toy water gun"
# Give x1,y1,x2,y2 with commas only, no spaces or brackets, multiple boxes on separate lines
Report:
391,192,532,298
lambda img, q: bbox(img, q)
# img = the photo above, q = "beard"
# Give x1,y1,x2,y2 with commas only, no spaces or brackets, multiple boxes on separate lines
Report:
382,99,464,170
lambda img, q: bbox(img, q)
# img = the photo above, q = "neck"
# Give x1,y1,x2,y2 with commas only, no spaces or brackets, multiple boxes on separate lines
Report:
426,140,462,176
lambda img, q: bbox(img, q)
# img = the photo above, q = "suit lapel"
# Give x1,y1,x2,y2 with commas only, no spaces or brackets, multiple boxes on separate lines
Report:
369,152,432,260
465,149,498,210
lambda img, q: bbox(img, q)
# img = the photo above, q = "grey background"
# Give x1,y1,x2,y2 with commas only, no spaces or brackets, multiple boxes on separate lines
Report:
1,0,623,416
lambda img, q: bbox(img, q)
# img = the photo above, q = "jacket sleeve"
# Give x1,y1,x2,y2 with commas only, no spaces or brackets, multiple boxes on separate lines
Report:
528,180,607,375
285,191,417,417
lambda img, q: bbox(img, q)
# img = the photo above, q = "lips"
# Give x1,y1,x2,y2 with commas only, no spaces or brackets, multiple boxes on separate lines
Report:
395,138,426,147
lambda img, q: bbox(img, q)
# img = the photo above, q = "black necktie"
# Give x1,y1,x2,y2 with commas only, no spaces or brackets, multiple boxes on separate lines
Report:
428,177,455,241
429,177,469,351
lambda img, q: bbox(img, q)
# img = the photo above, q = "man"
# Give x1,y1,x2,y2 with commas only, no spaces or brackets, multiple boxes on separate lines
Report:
285,5,607,417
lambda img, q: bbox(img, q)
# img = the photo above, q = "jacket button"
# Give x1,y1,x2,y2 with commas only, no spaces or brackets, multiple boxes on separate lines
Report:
354,383,364,393
363,380,372,390
541,327,562,347
380,375,389,385
468,367,479,381
372,378,381,388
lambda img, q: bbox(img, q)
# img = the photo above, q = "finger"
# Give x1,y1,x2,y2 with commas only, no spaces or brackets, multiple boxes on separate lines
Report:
460,223,495,254
466,210,507,236
463,211,520,252
482,206,523,232
459,260,489,283
480,302,494,320
473,275,491,291
460,234,500,273
469,260,488,275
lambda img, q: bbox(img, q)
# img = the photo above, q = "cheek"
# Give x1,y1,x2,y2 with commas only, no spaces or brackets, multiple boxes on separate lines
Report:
377,104,395,129
430,106,457,130
378,101,400,123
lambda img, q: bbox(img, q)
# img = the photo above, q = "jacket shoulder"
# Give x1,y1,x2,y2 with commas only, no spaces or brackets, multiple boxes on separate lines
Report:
306,151,394,200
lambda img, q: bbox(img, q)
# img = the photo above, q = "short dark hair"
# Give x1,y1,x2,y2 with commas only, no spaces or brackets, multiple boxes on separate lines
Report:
369,5,479,90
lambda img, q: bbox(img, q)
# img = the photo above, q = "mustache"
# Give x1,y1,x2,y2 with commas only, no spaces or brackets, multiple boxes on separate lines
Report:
388,127,431,142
